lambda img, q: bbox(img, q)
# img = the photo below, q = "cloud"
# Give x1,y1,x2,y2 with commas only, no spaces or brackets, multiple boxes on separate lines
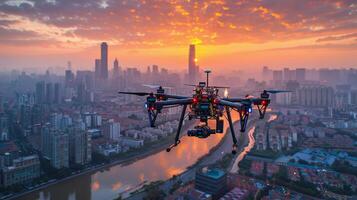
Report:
316,32,357,42
0,0,356,49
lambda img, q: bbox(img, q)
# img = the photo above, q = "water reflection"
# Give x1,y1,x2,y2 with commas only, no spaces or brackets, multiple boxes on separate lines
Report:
20,114,237,200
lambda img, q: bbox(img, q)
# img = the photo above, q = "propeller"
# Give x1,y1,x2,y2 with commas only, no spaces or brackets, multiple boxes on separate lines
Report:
245,94,256,99
211,86,230,89
184,84,230,89
118,92,151,96
142,84,172,89
264,90,291,94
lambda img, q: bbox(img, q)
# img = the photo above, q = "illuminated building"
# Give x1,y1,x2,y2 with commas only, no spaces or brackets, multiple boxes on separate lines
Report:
188,44,199,83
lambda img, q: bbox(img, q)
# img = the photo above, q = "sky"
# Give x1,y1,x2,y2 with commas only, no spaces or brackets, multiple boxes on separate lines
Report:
0,0,356,73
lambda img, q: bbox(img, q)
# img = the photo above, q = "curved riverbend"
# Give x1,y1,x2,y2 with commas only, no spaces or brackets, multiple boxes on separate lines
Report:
18,115,239,200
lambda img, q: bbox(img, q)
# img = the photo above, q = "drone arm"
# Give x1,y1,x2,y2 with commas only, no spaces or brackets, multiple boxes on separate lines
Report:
155,98,192,108
218,99,243,109
220,99,251,132
221,97,245,102
163,94,190,99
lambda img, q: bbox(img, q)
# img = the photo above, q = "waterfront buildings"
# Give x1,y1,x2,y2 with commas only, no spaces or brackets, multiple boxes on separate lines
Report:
1,155,40,187
69,128,92,165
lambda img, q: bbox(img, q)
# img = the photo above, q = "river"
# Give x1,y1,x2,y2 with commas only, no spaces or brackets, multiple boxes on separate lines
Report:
230,113,277,173
18,114,239,200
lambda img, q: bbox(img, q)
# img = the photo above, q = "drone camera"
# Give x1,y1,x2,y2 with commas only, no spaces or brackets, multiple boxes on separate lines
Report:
187,126,216,138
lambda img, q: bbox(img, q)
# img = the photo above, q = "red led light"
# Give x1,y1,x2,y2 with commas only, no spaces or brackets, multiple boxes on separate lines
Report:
213,98,219,104
150,107,155,110
192,97,198,104
261,100,267,105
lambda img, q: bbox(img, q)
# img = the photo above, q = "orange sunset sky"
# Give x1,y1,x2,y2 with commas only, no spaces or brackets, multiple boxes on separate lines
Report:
0,0,356,73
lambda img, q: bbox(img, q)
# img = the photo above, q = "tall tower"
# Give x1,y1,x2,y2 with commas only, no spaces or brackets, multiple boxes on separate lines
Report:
100,42,108,79
113,58,119,78
188,44,197,83
94,59,101,79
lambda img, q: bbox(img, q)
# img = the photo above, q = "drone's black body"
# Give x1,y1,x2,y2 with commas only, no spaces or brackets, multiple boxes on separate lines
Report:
119,70,288,154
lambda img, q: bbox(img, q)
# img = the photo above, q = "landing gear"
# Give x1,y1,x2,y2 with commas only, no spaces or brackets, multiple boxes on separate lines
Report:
239,110,249,132
232,144,238,154
166,140,181,152
226,106,238,155
166,105,187,152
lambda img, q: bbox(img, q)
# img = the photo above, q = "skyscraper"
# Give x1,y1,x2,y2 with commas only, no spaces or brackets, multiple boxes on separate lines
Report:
46,83,54,104
113,58,119,78
95,59,101,79
35,81,45,104
54,83,61,104
65,69,74,88
101,42,108,79
188,44,198,83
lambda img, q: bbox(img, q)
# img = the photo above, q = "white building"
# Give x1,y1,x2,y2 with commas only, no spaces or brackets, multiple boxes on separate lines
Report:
121,137,144,148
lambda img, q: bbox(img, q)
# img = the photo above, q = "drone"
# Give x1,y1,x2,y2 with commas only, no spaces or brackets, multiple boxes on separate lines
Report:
119,70,289,154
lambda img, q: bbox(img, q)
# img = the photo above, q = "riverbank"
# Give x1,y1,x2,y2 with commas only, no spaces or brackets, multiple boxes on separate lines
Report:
7,121,196,200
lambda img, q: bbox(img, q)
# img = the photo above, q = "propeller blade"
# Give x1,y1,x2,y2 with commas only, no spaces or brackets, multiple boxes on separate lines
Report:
245,94,255,99
265,90,292,94
184,84,197,87
118,92,150,96
211,86,230,89
142,84,172,89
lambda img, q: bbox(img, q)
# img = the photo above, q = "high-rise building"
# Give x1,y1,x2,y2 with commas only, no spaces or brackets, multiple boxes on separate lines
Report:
95,59,101,79
152,65,159,74
65,70,75,88
296,68,306,82
54,83,61,104
35,81,46,104
283,68,295,81
41,127,69,169
69,128,91,165
272,70,283,87
103,119,121,141
101,42,108,79
46,83,54,104
113,58,119,78
188,44,198,83
297,85,334,107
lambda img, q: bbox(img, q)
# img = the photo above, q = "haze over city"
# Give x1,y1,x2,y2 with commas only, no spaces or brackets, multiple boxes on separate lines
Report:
0,1,357,200
0,0,357,72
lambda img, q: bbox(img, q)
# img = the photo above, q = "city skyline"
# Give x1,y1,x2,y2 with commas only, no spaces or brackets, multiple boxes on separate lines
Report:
0,0,356,72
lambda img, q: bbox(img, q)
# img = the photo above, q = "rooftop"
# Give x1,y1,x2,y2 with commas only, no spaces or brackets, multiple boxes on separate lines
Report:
201,168,225,180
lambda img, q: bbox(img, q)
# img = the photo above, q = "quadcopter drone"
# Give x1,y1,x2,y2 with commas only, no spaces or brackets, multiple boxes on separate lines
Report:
119,70,289,154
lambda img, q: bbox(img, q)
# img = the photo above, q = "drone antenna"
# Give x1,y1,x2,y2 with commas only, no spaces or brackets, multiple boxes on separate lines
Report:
204,69,211,87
